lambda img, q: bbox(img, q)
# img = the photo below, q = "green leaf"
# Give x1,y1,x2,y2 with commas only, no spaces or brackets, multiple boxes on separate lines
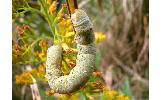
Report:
95,48,102,69
120,77,132,99
79,91,89,100
56,0,65,14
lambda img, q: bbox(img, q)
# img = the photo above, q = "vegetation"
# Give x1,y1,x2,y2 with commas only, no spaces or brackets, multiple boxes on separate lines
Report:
12,0,149,100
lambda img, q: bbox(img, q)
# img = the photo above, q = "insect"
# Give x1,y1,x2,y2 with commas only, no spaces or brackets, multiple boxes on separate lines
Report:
45,9,96,93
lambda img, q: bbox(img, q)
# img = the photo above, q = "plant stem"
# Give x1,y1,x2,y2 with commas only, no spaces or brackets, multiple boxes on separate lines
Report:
39,0,56,44
74,0,78,9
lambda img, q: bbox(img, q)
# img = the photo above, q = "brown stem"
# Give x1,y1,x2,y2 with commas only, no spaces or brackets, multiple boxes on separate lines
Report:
26,65,41,100
110,52,149,87
66,0,77,33
66,0,72,17
74,0,78,9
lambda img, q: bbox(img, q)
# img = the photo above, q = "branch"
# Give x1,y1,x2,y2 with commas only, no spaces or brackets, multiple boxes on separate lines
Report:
74,0,78,9
110,51,149,87
79,0,90,8
26,65,41,100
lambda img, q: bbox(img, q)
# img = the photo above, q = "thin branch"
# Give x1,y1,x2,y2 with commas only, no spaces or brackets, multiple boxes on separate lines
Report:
138,27,149,61
66,0,76,33
110,51,149,87
26,65,41,100
66,0,72,17
74,0,78,9
79,0,90,8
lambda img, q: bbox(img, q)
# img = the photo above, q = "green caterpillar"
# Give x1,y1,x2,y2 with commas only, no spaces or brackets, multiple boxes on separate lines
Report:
45,9,96,94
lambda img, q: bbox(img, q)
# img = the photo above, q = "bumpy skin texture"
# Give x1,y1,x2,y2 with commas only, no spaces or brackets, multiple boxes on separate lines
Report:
45,9,96,93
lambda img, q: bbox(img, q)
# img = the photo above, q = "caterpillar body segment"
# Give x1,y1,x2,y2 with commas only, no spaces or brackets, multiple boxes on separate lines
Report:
71,9,93,33
74,29,95,45
45,9,96,93
45,45,62,81
77,43,96,55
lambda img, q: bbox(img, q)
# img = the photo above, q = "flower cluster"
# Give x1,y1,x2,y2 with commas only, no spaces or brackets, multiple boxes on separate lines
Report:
15,71,33,85
104,90,129,100
15,64,46,85
34,39,49,62
45,81,129,100
12,25,32,64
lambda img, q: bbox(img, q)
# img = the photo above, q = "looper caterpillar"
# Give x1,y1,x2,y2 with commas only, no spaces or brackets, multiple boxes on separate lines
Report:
45,9,96,93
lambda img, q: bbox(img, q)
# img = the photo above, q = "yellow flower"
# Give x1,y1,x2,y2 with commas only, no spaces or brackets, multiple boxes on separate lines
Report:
91,81,104,88
38,64,45,74
15,72,33,85
54,16,62,24
116,95,130,100
45,90,55,96
62,43,77,54
95,32,106,44
66,19,72,27
38,52,46,59
109,90,117,96
66,26,73,32
65,32,75,37
48,1,57,15
61,60,70,74
105,90,117,100
47,0,52,5
39,39,48,50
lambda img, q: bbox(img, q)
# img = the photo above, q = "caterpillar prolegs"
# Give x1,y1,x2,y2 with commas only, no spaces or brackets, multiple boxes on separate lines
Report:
45,9,96,93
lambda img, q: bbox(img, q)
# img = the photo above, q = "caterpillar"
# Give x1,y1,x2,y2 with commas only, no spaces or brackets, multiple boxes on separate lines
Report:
45,9,96,94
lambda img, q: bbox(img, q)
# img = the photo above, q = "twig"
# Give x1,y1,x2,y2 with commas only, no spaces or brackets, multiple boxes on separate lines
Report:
137,27,149,61
21,85,27,100
66,0,77,33
26,65,41,100
112,81,124,90
78,0,90,8
74,0,78,9
110,51,149,87
66,0,72,17
137,38,148,61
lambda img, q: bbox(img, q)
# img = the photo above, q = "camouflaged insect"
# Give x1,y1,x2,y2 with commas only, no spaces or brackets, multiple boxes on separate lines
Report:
45,9,96,94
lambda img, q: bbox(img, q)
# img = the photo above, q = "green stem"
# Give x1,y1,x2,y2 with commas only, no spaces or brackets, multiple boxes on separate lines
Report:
22,36,52,56
38,0,56,44
22,37,42,56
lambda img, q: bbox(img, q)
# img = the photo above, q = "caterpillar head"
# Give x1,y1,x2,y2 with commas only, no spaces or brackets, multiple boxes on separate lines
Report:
71,9,93,33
